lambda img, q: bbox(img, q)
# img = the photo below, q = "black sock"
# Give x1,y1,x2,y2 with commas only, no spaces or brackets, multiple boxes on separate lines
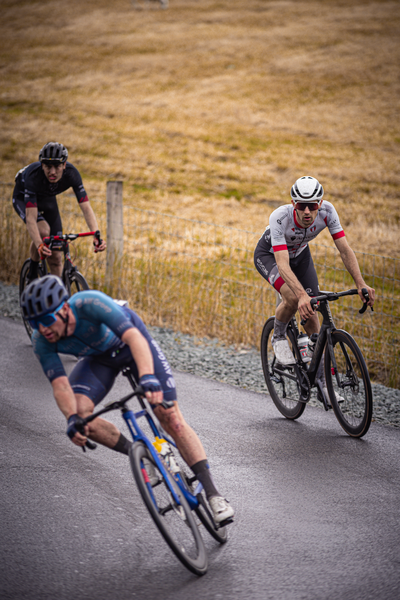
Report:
111,433,133,456
27,259,39,280
190,459,220,500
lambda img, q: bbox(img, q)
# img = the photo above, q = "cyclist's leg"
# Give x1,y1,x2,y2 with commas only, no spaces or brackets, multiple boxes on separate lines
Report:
12,194,46,279
148,339,233,519
255,249,298,363
43,201,63,276
293,247,320,337
68,356,131,452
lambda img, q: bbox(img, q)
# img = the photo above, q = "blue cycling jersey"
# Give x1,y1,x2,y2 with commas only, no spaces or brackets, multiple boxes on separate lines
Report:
32,290,150,382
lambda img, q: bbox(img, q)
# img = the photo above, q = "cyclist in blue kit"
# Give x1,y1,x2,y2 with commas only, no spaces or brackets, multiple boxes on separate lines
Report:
20,276,234,524
254,176,375,403
12,142,106,281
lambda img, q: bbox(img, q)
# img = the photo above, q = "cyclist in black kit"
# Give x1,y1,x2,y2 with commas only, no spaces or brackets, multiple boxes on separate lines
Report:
12,142,106,281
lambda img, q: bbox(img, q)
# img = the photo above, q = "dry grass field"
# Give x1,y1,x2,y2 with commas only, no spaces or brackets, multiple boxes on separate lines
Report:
1,0,400,386
1,0,400,257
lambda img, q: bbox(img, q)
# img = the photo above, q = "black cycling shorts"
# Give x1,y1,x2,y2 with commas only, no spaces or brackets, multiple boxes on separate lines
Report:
254,244,319,297
12,192,63,237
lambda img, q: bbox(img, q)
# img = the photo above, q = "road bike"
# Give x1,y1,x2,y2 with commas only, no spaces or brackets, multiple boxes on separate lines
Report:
261,289,373,438
79,367,230,576
19,231,100,339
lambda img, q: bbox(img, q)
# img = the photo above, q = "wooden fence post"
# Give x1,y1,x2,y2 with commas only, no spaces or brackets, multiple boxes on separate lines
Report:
106,181,124,290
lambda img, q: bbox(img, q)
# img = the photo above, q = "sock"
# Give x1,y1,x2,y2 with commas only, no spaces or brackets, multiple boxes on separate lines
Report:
273,317,289,340
111,433,133,456
27,259,39,280
190,459,220,500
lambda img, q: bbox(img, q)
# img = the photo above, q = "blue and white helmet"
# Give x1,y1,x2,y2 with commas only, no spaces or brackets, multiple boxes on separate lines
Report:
290,176,324,202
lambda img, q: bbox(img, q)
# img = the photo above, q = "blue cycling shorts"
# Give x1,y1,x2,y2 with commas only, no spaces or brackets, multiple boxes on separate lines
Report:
68,338,177,407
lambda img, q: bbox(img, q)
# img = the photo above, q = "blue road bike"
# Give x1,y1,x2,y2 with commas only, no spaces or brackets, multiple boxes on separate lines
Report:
80,368,229,576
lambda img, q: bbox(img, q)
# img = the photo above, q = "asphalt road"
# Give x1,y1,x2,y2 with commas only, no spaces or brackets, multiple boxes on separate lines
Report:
1,317,400,600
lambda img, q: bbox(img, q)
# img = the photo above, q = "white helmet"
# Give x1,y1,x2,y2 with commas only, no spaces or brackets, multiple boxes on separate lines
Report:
290,176,324,202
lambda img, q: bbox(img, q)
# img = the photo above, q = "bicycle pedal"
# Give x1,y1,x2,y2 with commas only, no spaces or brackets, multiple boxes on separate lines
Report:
218,516,234,527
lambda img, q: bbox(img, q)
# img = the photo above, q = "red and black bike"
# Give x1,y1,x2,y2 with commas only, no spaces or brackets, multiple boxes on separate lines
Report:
19,231,101,339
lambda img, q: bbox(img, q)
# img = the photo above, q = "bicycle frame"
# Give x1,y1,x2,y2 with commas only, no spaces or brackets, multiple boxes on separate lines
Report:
84,370,203,512
290,288,364,391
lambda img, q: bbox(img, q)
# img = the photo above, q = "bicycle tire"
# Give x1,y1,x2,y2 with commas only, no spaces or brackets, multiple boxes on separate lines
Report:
19,259,46,340
325,329,373,438
130,442,208,576
260,317,307,420
64,270,90,297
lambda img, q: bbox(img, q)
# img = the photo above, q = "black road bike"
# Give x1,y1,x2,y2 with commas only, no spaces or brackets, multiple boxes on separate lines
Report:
261,289,373,438
19,231,100,339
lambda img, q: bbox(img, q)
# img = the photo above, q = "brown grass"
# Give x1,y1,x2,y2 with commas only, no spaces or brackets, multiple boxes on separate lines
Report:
1,0,400,257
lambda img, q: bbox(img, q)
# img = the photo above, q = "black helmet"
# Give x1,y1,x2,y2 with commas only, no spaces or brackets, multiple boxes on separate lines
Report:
39,142,68,163
21,275,69,324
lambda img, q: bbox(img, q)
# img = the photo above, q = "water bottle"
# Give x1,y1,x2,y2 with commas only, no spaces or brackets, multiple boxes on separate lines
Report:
307,333,319,359
153,436,180,474
297,333,311,363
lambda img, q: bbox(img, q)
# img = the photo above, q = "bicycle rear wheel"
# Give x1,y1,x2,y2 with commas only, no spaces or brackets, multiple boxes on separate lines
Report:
130,442,208,576
261,317,307,419
64,270,90,297
325,330,373,438
19,259,46,340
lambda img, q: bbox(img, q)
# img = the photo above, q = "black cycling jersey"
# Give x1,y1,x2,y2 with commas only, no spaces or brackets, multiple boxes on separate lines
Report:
12,161,89,236
13,161,88,209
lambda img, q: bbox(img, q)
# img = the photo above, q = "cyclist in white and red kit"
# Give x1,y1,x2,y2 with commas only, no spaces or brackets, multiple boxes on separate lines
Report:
254,176,375,401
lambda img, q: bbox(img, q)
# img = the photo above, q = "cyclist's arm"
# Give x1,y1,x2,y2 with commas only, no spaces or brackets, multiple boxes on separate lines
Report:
78,202,107,252
121,327,163,405
274,249,315,319
25,207,52,257
334,237,375,307
51,376,88,445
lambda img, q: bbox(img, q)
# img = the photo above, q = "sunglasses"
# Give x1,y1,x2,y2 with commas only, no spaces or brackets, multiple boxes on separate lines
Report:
295,202,320,211
42,160,63,168
29,302,65,329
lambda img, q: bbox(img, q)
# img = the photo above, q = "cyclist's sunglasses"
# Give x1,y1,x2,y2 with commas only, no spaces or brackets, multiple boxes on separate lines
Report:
42,160,63,168
29,302,65,329
295,202,320,211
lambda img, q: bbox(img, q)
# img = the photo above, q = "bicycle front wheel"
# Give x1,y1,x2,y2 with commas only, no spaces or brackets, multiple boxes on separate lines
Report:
194,490,228,544
64,270,90,297
261,317,307,420
325,330,373,438
130,442,208,576
19,259,46,340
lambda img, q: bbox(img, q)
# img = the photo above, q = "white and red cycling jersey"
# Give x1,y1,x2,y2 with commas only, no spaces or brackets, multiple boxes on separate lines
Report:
258,201,345,259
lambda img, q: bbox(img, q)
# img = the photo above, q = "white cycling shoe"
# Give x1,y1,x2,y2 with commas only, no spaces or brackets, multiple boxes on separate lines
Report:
209,497,234,524
317,379,344,406
272,337,296,366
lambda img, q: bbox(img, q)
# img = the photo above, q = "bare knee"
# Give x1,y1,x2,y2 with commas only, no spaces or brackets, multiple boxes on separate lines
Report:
156,405,186,436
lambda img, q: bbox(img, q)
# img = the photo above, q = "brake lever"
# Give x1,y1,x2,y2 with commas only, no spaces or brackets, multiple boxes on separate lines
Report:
359,288,374,314
82,440,97,452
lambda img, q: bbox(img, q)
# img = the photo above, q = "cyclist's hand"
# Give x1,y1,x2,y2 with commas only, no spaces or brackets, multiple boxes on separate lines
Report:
66,414,88,447
297,293,315,321
37,242,51,259
139,374,163,405
93,236,106,253
358,285,375,308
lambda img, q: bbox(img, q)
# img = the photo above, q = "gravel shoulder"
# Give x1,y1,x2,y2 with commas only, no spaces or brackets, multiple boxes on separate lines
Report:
2,281,399,428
